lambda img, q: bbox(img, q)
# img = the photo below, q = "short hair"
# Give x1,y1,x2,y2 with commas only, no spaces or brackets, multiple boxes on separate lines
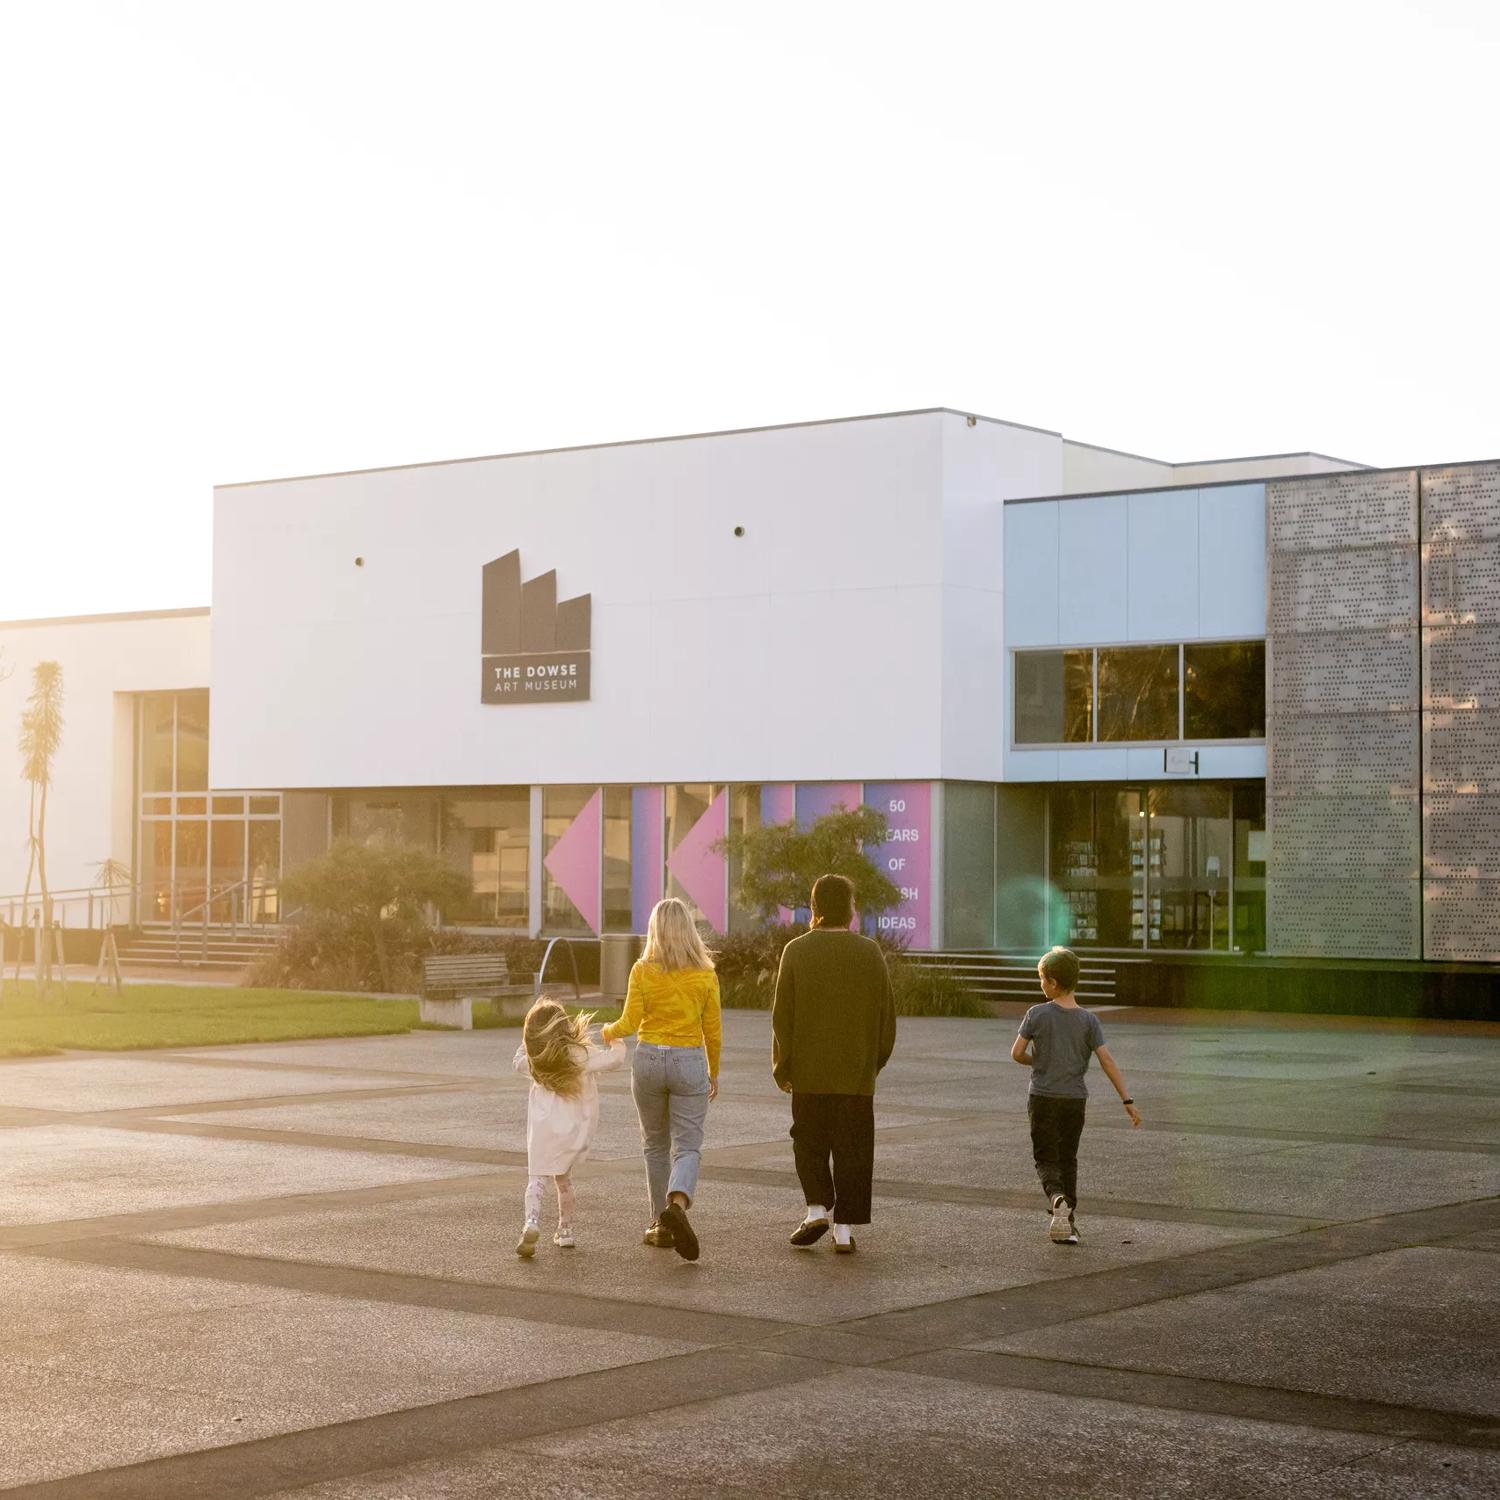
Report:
810,873,855,927
1039,946,1080,993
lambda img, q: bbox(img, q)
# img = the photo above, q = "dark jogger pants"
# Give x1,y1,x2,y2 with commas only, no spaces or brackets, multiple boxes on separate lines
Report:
1028,1094,1087,1209
790,1092,874,1225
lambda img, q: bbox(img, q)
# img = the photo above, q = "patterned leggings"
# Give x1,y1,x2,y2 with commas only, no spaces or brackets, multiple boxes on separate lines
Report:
524,1172,575,1228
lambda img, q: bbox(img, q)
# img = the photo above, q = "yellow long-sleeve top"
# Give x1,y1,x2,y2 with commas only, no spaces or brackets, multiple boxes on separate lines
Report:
601,961,722,1077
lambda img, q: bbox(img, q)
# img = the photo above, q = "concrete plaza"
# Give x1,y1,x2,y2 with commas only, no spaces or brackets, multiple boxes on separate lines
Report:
0,1005,1497,1498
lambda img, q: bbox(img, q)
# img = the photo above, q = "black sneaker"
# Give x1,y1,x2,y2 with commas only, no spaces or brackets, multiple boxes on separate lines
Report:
642,1221,674,1248
789,1217,830,1248
658,1202,699,1262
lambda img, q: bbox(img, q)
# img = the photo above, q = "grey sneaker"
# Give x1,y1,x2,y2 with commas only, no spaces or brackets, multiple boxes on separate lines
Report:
554,1228,576,1249
515,1221,541,1258
1048,1196,1073,1244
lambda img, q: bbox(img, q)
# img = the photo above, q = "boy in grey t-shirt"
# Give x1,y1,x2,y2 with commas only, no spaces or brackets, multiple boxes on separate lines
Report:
1011,947,1142,1244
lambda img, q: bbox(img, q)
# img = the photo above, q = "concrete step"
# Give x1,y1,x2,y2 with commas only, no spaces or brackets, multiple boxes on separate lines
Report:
911,951,1136,1004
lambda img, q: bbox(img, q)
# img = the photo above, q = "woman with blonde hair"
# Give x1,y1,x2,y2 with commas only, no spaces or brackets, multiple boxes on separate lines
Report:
601,896,721,1260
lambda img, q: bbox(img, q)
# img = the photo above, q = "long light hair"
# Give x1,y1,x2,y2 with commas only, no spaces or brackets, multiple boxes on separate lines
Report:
522,997,596,1098
639,897,715,973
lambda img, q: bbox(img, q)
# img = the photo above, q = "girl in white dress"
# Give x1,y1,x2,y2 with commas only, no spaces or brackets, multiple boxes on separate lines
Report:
512,997,625,1256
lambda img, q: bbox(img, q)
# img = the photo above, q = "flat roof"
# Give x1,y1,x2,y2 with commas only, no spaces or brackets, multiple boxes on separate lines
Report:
216,405,1379,492
0,605,210,631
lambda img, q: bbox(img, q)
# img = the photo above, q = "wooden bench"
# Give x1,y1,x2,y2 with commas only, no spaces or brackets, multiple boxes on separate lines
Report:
419,954,533,1030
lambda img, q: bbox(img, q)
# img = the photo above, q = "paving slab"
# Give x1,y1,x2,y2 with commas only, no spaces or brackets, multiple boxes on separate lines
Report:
1286,1440,1500,1499
509,1366,1389,1499
140,1180,1259,1324
980,1247,1500,1417
0,1359,281,1491
0,1124,493,1226
159,1089,928,1159
0,1056,436,1112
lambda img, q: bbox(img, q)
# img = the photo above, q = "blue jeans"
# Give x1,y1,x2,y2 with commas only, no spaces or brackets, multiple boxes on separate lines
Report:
631,1042,710,1217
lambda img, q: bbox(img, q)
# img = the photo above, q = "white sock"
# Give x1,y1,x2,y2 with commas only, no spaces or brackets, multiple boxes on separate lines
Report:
833,1223,851,1245
806,1205,830,1222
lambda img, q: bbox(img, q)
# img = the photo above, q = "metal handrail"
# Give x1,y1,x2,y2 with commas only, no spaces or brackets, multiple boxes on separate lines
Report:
171,877,281,963
535,935,583,1005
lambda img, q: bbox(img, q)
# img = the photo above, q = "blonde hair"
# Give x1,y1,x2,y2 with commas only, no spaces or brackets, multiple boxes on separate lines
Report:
639,896,715,973
522,997,596,1098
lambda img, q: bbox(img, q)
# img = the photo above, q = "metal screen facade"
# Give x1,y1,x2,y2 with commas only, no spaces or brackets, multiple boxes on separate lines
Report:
1422,462,1500,961
1265,471,1422,957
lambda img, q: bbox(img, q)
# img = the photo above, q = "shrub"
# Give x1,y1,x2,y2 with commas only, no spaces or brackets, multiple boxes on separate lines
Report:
710,922,988,1018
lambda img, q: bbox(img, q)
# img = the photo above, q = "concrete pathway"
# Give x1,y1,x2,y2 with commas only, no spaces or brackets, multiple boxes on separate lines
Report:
0,1008,1496,1497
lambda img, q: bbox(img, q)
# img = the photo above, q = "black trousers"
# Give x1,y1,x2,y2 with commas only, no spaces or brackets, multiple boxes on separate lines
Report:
1028,1095,1087,1210
790,1092,875,1225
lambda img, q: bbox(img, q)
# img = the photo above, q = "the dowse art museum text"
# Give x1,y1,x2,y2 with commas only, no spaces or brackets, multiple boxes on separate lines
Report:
480,649,591,704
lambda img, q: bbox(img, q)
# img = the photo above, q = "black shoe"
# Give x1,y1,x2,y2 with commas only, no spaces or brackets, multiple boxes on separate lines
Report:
642,1221,674,1248
658,1202,699,1262
790,1217,830,1248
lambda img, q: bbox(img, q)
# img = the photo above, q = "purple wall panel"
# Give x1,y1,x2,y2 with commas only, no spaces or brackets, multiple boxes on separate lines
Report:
863,782,932,949
630,785,664,931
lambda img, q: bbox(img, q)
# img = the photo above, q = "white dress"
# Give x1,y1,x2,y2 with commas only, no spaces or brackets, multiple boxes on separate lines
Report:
512,1038,625,1176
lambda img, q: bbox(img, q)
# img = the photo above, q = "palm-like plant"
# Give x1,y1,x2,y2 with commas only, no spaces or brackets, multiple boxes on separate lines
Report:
15,662,64,997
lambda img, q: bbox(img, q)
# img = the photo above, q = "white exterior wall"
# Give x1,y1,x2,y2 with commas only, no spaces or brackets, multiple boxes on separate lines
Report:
212,415,971,790
0,611,210,901
940,414,1063,781
1061,441,1173,495
1001,484,1267,783
1172,454,1364,484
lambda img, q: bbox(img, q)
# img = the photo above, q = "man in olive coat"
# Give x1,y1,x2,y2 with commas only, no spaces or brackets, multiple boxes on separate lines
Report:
771,873,896,1253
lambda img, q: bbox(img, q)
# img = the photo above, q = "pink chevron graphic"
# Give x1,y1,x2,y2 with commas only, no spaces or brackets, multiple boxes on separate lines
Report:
667,788,728,934
543,789,602,934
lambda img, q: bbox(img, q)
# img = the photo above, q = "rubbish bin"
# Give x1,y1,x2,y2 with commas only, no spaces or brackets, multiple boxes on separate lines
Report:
600,933,643,1002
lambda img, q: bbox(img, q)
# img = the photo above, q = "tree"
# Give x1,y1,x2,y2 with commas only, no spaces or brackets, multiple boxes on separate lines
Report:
717,805,901,924
280,839,470,993
14,662,64,997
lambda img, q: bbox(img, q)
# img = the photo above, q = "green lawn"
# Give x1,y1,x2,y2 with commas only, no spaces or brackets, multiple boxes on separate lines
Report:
0,983,420,1058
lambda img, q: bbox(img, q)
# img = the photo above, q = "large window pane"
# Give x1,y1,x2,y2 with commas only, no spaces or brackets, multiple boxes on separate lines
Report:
248,819,282,921
1148,783,1231,950
942,782,995,947
1097,646,1178,741
335,793,436,849
665,783,721,928
603,787,633,932
442,791,530,925
1014,651,1093,744
543,786,595,932
174,820,207,912
141,695,176,793
175,691,210,791
1048,788,1144,947
1184,641,1266,740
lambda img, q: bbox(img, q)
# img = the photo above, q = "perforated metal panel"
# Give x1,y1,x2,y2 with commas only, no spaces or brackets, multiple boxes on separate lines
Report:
1423,879,1500,963
1265,471,1421,959
1424,711,1500,795
1269,549,1418,634
1422,462,1500,960
1268,878,1422,959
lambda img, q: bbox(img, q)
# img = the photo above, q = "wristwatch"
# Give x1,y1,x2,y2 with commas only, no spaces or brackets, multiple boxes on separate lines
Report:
1122,1097,1135,1106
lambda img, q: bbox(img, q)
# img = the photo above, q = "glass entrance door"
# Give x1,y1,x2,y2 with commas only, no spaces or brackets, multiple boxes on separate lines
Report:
1049,783,1240,952
1050,787,1146,948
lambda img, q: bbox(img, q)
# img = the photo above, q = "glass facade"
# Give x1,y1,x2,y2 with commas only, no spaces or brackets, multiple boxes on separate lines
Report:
1184,641,1266,740
1013,650,1093,744
542,785,595,932
1097,646,1179,742
135,691,282,924
603,786,633,932
1014,641,1265,746
440,790,530,927
1048,780,1265,952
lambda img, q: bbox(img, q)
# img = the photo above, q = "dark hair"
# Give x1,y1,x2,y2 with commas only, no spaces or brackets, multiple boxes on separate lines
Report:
1039,946,1080,993
810,873,855,927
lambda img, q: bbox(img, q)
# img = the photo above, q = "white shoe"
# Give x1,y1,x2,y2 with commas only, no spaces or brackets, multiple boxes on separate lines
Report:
1048,1196,1073,1243
554,1228,576,1249
515,1221,540,1258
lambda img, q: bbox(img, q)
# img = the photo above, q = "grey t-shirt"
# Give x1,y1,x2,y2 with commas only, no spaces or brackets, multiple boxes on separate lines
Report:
1019,1001,1105,1098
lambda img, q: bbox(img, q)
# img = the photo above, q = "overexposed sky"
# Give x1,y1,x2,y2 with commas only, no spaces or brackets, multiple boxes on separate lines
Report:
2,0,1497,619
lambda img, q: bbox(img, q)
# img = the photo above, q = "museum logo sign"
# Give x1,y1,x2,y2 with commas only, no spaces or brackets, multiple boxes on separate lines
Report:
480,550,591,704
